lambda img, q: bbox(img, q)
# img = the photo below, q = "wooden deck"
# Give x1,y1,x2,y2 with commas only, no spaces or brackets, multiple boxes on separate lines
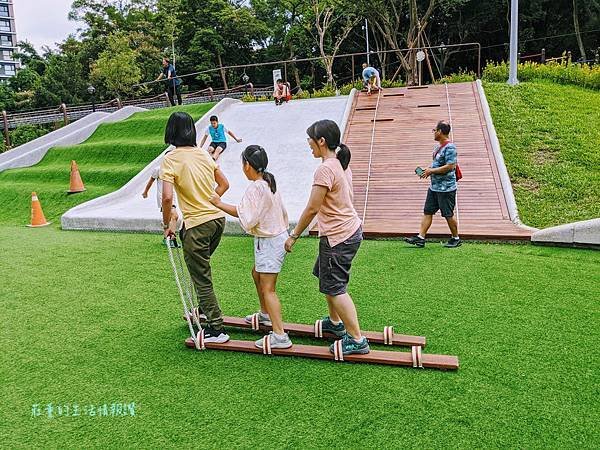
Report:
344,82,532,240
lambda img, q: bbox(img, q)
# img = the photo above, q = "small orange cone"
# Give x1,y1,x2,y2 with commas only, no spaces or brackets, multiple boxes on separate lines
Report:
67,160,86,194
28,192,51,227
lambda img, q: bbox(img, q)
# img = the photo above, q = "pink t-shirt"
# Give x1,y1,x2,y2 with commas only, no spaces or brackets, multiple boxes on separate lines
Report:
236,180,289,237
313,158,362,247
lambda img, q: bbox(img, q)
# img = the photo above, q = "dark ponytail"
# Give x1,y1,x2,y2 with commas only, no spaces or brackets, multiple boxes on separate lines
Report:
242,145,277,194
306,119,351,170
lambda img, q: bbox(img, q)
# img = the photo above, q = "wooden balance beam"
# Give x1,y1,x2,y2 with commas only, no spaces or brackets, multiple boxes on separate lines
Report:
183,336,458,370
186,313,426,347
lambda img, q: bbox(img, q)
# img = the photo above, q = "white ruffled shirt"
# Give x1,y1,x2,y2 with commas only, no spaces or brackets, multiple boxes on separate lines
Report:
236,180,289,237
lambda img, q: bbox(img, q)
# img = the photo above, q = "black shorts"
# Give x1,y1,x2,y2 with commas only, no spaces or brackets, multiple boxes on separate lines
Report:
312,227,363,296
424,188,456,218
209,142,227,151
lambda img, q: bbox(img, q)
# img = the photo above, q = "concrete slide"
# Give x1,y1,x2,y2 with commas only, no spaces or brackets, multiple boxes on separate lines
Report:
61,94,355,233
0,106,147,173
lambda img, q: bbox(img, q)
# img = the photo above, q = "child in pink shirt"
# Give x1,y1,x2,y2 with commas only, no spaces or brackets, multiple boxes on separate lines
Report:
210,145,292,349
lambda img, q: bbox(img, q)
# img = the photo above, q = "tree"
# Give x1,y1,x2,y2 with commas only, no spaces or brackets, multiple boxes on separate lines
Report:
33,38,88,107
310,0,360,86
92,33,142,97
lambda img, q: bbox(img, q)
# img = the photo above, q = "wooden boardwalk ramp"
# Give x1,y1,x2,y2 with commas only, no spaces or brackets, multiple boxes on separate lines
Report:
344,82,531,241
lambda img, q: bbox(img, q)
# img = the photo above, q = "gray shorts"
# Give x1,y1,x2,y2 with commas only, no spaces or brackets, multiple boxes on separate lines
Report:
254,231,288,273
312,227,363,296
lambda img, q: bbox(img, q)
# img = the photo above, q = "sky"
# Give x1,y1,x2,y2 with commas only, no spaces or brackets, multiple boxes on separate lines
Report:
13,0,82,52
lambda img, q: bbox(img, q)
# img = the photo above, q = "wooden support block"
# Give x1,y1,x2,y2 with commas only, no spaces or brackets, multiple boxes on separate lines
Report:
383,93,405,97
417,104,441,108
371,118,394,122
192,315,426,347
356,107,377,111
407,86,429,90
184,338,459,370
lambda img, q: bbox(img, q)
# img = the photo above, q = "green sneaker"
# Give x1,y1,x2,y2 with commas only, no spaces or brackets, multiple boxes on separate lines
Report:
329,333,370,355
321,316,347,337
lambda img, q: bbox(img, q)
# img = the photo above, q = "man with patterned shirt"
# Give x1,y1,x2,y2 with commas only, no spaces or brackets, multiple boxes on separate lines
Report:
405,121,461,248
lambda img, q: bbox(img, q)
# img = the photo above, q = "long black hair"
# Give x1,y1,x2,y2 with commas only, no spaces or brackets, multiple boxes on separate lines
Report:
164,112,197,147
306,119,351,170
242,145,277,194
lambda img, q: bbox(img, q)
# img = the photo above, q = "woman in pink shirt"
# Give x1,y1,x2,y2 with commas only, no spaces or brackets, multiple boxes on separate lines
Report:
285,120,369,356
210,145,292,349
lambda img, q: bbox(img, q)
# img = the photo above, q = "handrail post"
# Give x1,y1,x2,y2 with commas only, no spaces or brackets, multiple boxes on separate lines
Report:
208,87,213,101
541,48,546,64
61,103,68,126
116,98,122,109
2,110,10,149
248,83,254,97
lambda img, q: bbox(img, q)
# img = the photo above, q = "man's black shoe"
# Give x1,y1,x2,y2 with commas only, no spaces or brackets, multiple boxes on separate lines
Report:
203,327,230,343
444,238,462,248
404,236,425,247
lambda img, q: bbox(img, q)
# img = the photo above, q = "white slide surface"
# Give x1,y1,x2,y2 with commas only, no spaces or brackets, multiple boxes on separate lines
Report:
0,106,146,173
62,94,355,233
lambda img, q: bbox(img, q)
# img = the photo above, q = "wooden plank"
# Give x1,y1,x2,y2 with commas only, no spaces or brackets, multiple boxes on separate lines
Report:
342,82,531,241
190,315,426,347
183,338,459,370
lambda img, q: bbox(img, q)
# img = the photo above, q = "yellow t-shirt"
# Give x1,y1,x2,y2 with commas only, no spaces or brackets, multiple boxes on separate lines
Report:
159,146,225,229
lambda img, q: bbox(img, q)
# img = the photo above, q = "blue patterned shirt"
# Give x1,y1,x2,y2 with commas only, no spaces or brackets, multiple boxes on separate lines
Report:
430,142,457,192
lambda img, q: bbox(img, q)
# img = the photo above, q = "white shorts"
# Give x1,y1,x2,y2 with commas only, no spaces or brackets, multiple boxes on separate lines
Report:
254,231,288,273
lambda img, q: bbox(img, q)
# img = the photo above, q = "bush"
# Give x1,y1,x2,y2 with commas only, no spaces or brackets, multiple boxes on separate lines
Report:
240,93,256,102
436,71,477,84
0,124,50,152
483,60,600,90
293,90,310,100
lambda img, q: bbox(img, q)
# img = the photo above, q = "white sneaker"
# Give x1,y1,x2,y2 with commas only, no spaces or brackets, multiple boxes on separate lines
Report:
255,332,292,349
245,311,272,327
203,327,230,344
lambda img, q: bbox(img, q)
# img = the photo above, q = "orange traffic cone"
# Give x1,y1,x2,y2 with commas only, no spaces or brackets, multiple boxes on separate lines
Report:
28,192,51,227
67,160,86,194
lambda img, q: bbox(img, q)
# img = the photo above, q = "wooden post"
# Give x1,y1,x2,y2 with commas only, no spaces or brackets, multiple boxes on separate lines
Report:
116,98,122,109
248,83,254,97
208,87,214,101
541,48,546,63
61,103,68,126
2,110,10,149
284,62,287,82
424,49,435,83
351,54,355,81
567,51,572,64
595,47,600,65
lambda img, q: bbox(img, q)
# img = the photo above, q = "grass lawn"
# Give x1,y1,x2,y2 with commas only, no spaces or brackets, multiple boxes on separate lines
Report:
2,227,599,448
484,81,600,229
0,103,214,226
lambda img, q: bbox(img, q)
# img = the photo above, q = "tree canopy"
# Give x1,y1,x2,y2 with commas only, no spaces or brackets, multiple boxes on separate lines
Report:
1,0,597,111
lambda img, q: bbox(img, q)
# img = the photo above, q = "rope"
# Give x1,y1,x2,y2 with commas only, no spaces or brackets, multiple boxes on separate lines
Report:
444,83,460,228
361,89,383,223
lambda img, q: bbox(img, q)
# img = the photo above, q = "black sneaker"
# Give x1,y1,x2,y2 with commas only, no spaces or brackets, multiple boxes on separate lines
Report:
444,237,462,248
405,236,425,247
203,327,230,344
321,316,347,337
329,334,370,355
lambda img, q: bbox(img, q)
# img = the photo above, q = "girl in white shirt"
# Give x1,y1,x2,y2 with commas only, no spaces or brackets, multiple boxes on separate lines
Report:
210,145,292,349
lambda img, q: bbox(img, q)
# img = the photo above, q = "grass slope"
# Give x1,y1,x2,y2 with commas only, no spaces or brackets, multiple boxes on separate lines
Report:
485,81,600,228
0,104,214,226
2,228,599,448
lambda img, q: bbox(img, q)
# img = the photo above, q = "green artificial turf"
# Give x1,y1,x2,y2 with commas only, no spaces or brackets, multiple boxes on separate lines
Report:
2,228,599,448
484,81,600,228
0,103,214,226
